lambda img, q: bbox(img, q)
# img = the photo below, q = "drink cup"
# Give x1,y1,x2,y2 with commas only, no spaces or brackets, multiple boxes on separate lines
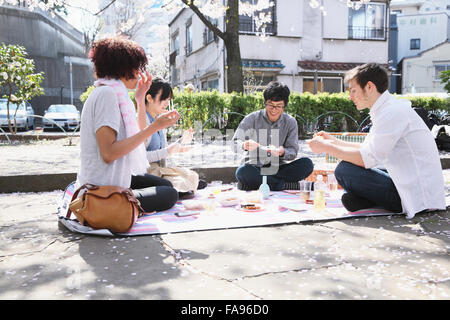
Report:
327,174,338,196
299,180,312,202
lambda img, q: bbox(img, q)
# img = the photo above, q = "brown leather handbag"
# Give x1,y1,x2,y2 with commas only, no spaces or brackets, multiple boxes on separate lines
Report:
66,184,144,233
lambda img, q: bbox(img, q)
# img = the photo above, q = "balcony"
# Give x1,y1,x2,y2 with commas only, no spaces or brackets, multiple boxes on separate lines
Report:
348,26,386,40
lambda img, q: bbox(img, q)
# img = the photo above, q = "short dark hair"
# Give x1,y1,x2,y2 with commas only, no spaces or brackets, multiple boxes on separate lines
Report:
89,36,148,80
145,77,173,104
344,63,389,93
263,81,290,106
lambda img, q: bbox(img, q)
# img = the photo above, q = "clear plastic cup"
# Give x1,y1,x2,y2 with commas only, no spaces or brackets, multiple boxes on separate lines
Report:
299,180,313,202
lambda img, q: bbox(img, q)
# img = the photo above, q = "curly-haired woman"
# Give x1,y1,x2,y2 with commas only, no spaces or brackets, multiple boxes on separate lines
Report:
75,36,180,213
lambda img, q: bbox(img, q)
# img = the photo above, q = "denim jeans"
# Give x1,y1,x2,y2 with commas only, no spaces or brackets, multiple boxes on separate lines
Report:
235,157,314,191
334,161,403,213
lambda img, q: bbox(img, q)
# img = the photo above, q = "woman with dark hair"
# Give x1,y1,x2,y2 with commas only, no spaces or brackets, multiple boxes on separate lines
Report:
75,37,180,213
140,78,207,199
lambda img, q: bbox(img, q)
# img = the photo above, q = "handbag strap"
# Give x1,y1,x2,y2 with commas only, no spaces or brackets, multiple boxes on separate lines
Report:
66,184,90,219
65,184,145,219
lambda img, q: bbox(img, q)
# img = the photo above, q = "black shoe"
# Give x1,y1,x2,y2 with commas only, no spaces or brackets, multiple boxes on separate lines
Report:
237,182,251,191
178,191,195,200
341,193,375,212
197,179,207,190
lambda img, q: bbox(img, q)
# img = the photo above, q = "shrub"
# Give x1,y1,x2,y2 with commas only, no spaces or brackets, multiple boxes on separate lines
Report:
79,87,449,134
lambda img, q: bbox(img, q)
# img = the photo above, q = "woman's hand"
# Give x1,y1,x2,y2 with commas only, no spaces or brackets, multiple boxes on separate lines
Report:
153,110,181,131
180,128,194,145
135,70,152,106
168,142,193,155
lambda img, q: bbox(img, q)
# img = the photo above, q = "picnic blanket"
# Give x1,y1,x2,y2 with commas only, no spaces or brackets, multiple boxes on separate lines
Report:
57,181,414,237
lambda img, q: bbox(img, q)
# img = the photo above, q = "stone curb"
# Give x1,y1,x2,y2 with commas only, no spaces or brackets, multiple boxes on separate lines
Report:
0,167,239,193
1,158,449,193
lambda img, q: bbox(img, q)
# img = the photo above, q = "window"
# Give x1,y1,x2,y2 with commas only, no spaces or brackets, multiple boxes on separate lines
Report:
303,77,343,93
201,78,219,91
171,68,179,87
434,64,450,81
186,22,193,55
204,18,218,45
243,71,275,93
392,9,402,14
348,2,386,40
239,0,276,35
172,34,179,55
410,38,420,50
208,79,219,90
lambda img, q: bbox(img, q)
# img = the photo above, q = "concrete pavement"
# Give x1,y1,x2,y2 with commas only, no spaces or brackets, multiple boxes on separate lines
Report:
0,190,449,300
0,138,449,301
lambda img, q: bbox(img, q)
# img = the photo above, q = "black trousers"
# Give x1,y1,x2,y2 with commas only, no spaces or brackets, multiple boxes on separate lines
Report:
130,174,178,213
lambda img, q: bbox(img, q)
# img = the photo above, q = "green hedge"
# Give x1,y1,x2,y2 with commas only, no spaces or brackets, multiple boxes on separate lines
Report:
80,86,449,134
173,91,449,134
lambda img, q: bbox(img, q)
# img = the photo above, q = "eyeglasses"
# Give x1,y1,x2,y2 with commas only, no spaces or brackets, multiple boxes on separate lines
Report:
265,102,285,110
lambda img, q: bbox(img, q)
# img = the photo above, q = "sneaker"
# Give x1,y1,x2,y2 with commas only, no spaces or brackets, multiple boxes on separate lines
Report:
178,191,195,200
341,193,375,212
283,181,300,190
237,182,251,191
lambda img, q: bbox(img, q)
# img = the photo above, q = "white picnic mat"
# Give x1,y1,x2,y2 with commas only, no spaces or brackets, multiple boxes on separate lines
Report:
55,181,426,237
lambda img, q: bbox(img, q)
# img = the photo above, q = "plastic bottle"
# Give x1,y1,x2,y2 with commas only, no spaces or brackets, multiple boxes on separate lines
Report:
313,175,326,211
259,176,270,199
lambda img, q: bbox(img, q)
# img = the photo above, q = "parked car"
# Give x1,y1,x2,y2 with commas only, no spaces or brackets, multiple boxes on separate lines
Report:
43,104,80,131
0,98,35,131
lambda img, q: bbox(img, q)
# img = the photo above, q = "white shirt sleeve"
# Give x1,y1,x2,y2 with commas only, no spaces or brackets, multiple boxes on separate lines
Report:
359,108,409,169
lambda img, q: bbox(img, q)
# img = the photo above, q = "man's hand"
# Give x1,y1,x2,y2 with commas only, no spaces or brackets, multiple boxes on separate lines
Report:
266,145,285,157
306,136,330,154
243,139,260,151
314,131,336,141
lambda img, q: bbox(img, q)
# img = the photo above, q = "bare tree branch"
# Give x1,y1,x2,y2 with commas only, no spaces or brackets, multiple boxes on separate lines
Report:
94,0,117,16
180,0,225,40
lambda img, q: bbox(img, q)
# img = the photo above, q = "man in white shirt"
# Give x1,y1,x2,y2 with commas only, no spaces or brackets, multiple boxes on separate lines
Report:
307,63,445,219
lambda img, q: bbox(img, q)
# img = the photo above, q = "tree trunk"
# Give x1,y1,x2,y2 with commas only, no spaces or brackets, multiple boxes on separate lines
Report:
223,0,243,93
181,0,244,93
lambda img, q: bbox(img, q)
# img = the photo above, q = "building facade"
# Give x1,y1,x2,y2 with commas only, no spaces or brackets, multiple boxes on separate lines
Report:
169,0,390,93
400,40,450,94
390,0,450,93
0,4,93,119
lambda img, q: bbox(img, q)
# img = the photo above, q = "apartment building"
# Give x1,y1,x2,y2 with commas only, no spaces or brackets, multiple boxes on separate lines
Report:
169,0,389,93
390,0,450,93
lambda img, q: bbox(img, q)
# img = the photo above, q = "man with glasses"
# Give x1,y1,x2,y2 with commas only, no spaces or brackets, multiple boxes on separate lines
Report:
232,81,314,191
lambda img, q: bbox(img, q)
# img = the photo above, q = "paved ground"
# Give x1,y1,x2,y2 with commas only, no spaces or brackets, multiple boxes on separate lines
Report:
0,137,369,175
1,190,449,300
0,138,449,301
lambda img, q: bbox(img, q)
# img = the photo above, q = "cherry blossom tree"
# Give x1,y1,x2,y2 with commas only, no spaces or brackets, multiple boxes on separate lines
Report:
8,0,375,93
0,43,44,134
